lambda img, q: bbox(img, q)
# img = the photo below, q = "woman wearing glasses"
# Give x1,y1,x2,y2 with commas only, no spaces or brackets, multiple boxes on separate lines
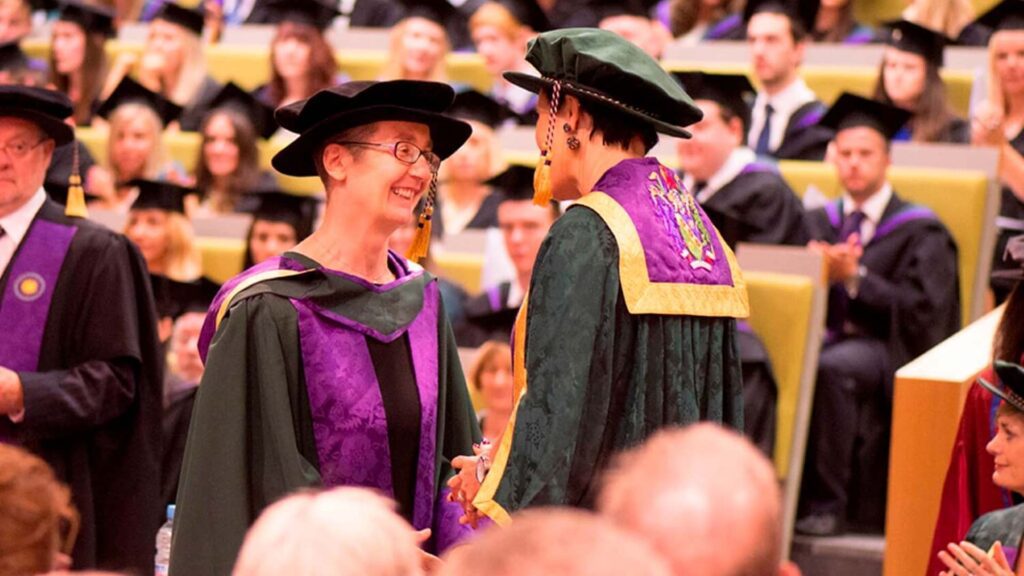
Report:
170,80,481,576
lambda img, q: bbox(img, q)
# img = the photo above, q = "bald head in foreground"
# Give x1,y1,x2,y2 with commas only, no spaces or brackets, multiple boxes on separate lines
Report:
599,423,801,576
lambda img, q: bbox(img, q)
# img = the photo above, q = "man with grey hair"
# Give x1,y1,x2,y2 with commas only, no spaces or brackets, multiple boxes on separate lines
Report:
599,424,801,576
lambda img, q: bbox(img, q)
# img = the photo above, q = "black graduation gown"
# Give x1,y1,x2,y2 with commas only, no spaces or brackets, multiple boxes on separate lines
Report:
433,190,502,238
0,200,163,573
696,163,809,456
161,381,196,509
44,140,97,205
178,76,224,132
454,281,520,348
773,101,833,161
992,129,1024,302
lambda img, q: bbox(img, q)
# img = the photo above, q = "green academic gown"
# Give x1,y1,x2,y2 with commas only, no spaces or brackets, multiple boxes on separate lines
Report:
169,252,480,575
473,158,749,524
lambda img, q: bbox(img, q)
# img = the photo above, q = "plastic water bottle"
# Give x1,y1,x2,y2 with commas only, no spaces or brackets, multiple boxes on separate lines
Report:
155,504,174,576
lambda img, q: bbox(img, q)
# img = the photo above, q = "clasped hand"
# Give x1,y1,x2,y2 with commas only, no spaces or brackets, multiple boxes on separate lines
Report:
448,443,491,528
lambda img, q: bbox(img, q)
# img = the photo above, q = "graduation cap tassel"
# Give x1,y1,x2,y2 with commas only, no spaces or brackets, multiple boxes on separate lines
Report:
532,80,561,207
406,174,437,262
65,141,89,219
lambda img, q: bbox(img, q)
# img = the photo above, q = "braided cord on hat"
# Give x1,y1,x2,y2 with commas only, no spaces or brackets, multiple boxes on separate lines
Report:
533,80,561,206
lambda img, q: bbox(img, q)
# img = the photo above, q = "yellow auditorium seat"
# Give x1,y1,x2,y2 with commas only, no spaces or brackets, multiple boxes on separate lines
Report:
197,237,246,284
778,161,989,327
433,252,485,294
206,45,270,90
76,126,108,166
164,131,203,172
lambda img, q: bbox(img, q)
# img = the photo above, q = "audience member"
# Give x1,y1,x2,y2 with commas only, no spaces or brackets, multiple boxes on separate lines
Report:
797,93,960,536
192,95,275,215
437,89,510,238
48,1,115,126
468,1,542,122
233,487,426,576
467,341,514,442
251,1,344,110
939,360,1024,576
674,70,808,456
599,424,800,576
812,0,876,44
0,0,31,43
388,209,469,324
928,236,1024,576
380,7,451,81
454,166,558,347
0,85,162,572
745,0,832,161
873,20,970,144
133,2,222,131
91,76,187,212
658,0,745,43
972,3,1024,304
902,0,983,46
0,444,78,576
238,185,320,268
440,508,672,576
597,4,671,59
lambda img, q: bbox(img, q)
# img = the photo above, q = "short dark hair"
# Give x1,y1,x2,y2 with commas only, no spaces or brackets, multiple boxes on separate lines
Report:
314,123,378,183
750,4,808,43
577,97,659,154
713,102,750,145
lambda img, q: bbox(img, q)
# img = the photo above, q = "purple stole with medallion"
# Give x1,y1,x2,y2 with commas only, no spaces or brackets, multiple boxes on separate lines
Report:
0,219,77,442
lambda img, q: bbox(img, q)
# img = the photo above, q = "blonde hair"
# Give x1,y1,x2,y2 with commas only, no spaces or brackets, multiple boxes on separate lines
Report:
232,487,423,576
125,210,202,281
469,340,511,392
907,0,975,39
439,119,506,183
468,2,525,37
0,445,79,576
144,20,208,106
379,17,450,82
107,102,169,181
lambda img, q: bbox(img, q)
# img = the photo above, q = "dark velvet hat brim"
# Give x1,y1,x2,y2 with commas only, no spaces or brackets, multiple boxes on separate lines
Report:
503,71,693,139
10,110,74,146
271,106,472,177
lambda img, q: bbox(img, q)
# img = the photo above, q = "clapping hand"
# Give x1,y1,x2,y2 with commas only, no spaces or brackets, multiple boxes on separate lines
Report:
938,540,1013,576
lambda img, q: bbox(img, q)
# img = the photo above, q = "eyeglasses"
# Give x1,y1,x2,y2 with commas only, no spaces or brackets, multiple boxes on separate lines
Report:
0,138,46,159
332,141,441,172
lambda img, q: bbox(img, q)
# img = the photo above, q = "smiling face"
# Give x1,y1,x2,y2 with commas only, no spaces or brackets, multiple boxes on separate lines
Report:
988,408,1024,493
125,208,170,269
202,112,241,179
145,19,187,75
0,117,54,218
399,17,446,78
52,20,87,75
327,121,436,233
111,112,159,180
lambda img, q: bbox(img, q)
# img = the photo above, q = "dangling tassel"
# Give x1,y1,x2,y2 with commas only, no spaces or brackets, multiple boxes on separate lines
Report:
65,141,88,219
533,80,561,207
406,175,437,262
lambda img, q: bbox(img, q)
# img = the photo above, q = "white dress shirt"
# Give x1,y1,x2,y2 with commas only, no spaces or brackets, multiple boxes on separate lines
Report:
682,147,758,203
0,188,46,278
748,78,818,154
842,183,893,246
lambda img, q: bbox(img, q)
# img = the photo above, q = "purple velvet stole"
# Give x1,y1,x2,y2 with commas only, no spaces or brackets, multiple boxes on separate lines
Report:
594,157,738,287
486,284,503,312
0,219,77,443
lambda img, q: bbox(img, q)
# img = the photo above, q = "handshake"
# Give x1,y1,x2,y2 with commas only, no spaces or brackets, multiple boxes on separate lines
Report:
447,439,493,528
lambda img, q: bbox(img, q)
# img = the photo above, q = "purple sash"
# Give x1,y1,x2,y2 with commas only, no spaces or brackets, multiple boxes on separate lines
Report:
0,219,76,444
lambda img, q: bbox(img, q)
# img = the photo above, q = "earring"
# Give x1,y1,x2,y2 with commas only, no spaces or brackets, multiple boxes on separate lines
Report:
567,135,580,150
563,123,572,133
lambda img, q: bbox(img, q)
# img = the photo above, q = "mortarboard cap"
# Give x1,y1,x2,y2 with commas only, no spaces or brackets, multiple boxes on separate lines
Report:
593,0,655,21
488,0,551,33
398,0,462,26
0,40,31,72
208,81,277,139
128,178,193,213
237,184,321,241
449,88,517,128
819,92,912,141
152,275,221,319
504,28,702,138
978,360,1024,413
260,0,340,30
0,84,74,145
95,75,183,126
671,71,755,128
153,2,205,36
743,0,819,32
58,0,116,37
974,0,1024,33
486,164,538,202
271,80,472,177
884,19,948,67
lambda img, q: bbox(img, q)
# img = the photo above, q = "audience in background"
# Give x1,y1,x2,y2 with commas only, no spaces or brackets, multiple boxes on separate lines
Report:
252,1,343,110
192,106,270,215
659,0,745,43
468,2,540,121
873,20,970,144
238,186,320,268
440,508,672,576
902,0,983,46
48,1,115,126
973,5,1024,304
468,340,514,442
0,0,31,43
232,488,426,576
600,424,801,576
597,6,671,60
745,0,832,161
812,0,876,44
379,11,450,82
0,445,78,576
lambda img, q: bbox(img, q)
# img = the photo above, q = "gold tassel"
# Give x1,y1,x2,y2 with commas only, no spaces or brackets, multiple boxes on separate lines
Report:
533,150,553,206
406,208,432,262
65,142,88,218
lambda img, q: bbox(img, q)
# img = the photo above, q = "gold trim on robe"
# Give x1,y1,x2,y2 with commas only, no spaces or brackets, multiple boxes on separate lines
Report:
215,269,315,330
